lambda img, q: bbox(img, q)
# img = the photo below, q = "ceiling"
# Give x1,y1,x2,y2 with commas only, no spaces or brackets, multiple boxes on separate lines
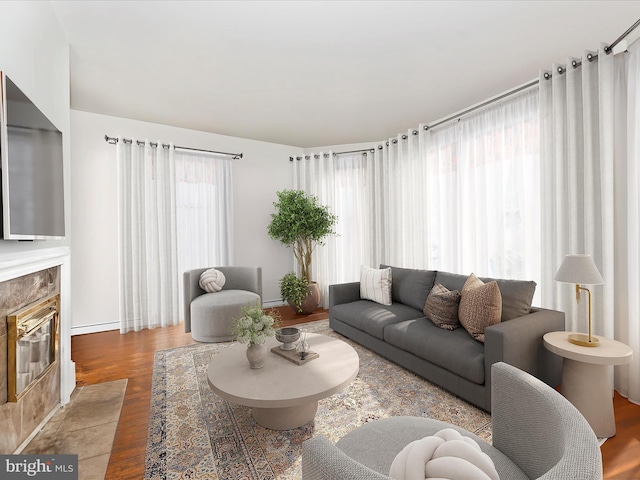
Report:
50,1,640,148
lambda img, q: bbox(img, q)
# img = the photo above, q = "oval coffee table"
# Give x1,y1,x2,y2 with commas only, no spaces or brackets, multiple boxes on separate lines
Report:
207,332,359,430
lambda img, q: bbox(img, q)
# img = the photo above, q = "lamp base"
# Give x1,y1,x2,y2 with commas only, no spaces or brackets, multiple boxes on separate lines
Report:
567,333,600,347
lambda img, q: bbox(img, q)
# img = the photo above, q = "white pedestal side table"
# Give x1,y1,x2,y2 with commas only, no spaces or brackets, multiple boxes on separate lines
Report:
543,331,633,437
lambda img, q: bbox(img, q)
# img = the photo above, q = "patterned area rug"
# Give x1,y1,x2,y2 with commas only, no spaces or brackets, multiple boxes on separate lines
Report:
144,320,491,479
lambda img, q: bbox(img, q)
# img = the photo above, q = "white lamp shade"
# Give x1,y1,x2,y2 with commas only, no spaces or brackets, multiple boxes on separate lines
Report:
555,254,604,285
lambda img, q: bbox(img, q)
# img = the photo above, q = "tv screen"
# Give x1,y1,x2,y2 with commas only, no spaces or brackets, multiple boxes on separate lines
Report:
0,72,65,240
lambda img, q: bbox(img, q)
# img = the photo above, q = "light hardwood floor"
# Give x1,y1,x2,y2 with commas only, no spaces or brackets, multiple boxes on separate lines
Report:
70,308,640,479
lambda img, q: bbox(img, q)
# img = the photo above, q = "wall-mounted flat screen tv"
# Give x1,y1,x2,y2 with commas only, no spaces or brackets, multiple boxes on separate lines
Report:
0,72,65,240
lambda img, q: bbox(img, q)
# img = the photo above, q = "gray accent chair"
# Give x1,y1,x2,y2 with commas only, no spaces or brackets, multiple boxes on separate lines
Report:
183,266,262,342
302,362,602,480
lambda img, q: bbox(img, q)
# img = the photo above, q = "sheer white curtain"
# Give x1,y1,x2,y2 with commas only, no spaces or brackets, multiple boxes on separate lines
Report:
117,139,179,333
421,89,541,283
379,129,430,268
540,43,640,402
295,88,541,306
174,149,234,308
117,142,234,332
614,39,640,403
293,152,371,306
539,46,616,341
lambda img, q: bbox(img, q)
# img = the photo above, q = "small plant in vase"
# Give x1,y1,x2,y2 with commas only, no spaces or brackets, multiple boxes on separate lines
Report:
233,303,280,369
279,272,311,313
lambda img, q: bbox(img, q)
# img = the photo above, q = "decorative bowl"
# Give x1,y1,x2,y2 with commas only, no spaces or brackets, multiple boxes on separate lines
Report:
275,327,300,350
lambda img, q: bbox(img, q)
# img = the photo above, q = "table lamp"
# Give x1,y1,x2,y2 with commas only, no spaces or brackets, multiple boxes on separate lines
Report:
554,254,604,347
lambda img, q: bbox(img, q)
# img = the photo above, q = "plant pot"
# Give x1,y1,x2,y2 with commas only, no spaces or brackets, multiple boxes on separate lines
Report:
288,282,321,315
246,342,267,369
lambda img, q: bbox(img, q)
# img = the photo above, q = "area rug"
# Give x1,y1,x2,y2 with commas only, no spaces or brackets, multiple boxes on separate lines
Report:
144,320,491,479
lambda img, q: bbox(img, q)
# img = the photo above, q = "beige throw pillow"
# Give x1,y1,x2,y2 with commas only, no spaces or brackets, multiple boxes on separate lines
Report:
423,283,461,330
360,265,392,306
458,273,502,342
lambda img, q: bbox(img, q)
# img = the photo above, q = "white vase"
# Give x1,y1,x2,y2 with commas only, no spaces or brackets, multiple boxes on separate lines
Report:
246,342,267,369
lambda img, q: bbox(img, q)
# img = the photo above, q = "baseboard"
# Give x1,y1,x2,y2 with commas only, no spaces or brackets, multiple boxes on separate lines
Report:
71,321,120,336
263,299,286,308
71,305,286,336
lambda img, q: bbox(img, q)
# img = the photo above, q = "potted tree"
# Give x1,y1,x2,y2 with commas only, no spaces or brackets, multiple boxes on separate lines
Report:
268,190,337,314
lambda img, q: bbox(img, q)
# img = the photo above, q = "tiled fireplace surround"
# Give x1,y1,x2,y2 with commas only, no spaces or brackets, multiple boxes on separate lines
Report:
0,247,74,453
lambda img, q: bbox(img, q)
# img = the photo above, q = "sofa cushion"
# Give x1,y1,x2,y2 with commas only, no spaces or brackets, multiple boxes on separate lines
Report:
423,283,461,330
384,319,485,384
480,277,536,321
458,274,502,343
360,265,392,305
332,300,423,340
435,271,536,321
381,265,436,311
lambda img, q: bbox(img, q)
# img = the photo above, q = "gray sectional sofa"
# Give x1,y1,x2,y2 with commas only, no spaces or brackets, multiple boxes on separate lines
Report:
329,265,565,411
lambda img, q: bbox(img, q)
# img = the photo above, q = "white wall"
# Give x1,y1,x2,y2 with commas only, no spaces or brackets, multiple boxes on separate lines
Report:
70,110,300,333
0,2,70,255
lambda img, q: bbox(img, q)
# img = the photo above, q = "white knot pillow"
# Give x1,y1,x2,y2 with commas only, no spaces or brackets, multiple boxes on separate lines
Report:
199,268,226,293
389,428,499,480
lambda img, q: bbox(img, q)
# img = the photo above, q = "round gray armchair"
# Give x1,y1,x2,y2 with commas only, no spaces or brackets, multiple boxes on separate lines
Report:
183,266,262,342
302,362,602,480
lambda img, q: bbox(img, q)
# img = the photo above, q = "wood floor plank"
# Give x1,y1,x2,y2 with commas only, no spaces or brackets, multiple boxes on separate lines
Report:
70,307,639,479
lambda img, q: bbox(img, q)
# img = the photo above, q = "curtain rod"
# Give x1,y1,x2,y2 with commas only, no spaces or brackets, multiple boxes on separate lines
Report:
425,18,640,131
290,17,640,159
104,135,243,159
423,79,539,132
289,148,375,161
606,18,640,53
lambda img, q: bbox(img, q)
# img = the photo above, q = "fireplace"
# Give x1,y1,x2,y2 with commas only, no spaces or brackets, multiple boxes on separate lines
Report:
8,295,59,402
0,246,73,454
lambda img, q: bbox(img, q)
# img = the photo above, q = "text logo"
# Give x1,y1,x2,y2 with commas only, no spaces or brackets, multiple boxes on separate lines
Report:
0,455,78,479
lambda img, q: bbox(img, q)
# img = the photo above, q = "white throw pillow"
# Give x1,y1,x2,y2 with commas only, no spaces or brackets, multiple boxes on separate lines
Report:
389,428,499,480
199,268,226,293
360,265,392,306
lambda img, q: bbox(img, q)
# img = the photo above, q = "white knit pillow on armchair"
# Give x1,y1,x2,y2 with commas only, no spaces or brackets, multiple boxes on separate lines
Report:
199,268,226,293
389,428,499,480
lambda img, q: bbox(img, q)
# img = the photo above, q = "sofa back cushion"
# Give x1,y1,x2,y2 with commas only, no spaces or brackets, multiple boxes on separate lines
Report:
381,265,436,311
435,271,536,321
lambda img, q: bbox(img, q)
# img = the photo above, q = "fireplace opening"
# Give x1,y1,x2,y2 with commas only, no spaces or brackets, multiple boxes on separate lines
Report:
7,295,59,402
